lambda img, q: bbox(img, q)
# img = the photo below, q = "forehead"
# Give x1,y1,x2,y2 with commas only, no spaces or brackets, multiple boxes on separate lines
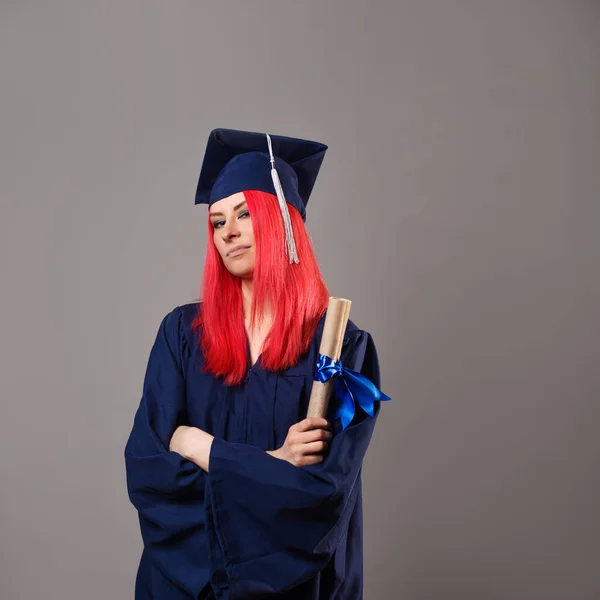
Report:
209,191,246,215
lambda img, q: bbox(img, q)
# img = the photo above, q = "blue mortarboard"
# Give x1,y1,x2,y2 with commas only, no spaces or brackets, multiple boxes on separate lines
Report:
195,128,328,263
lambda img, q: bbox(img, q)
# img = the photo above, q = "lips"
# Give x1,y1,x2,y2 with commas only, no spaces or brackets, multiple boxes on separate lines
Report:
227,245,251,258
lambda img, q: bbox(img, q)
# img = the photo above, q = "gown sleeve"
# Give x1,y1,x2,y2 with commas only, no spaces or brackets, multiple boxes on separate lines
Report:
204,329,383,598
124,307,211,598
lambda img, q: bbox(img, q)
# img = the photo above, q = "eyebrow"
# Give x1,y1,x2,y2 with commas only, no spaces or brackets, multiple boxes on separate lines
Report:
209,201,247,218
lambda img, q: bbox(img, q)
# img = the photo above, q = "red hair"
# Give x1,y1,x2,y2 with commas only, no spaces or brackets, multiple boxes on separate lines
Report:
194,190,329,385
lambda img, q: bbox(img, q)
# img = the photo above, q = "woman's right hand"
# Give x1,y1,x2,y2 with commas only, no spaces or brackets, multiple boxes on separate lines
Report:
267,417,333,467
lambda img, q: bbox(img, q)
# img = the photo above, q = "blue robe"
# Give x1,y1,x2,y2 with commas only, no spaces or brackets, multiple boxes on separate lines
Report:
125,303,383,599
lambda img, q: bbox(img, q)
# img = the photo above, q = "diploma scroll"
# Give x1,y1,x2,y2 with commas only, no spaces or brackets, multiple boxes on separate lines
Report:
306,297,352,419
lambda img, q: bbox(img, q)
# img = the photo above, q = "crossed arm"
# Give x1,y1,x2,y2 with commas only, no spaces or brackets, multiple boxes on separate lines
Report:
169,417,333,471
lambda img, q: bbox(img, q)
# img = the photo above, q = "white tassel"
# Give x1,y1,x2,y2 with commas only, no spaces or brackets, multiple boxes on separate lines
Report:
266,133,299,264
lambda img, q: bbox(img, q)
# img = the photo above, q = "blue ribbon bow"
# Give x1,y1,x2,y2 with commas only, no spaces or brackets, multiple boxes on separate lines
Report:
314,354,392,430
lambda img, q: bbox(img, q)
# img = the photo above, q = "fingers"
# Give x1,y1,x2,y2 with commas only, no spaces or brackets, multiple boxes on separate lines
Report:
281,417,334,467
300,428,333,444
288,427,332,449
291,417,331,433
303,440,330,455
300,454,325,466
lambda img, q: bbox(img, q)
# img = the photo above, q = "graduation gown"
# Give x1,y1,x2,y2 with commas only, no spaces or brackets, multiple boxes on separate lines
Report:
125,302,383,599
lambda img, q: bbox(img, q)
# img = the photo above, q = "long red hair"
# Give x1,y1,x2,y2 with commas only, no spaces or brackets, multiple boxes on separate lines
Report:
194,190,329,385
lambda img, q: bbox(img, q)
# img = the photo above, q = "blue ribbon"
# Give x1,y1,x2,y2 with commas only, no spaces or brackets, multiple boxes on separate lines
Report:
314,354,392,431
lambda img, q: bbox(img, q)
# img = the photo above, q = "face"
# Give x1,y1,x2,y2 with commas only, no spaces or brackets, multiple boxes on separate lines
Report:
209,192,256,279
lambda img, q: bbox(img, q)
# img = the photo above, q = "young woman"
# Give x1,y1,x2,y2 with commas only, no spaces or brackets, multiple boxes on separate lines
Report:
125,128,389,599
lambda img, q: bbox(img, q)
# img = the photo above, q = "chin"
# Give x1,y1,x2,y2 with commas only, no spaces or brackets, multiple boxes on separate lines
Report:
225,260,254,279
230,269,253,279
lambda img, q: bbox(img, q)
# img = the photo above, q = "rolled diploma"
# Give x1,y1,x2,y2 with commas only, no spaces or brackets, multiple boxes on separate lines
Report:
306,297,352,419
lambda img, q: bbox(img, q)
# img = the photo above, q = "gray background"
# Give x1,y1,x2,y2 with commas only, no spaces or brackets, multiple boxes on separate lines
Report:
1,1,598,599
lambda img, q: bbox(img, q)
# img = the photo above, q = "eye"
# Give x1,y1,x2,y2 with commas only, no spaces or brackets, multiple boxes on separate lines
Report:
212,220,225,229
238,210,250,219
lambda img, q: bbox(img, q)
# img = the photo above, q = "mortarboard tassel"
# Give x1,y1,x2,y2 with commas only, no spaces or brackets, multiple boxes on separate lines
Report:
266,133,299,264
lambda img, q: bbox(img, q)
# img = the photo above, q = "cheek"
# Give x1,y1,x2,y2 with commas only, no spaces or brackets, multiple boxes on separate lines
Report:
213,230,224,254
241,221,255,243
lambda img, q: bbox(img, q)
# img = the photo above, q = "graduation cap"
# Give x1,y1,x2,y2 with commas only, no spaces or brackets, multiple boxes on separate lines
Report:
195,128,328,263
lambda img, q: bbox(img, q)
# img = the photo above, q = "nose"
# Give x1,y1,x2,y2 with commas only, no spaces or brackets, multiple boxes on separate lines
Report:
220,217,240,241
